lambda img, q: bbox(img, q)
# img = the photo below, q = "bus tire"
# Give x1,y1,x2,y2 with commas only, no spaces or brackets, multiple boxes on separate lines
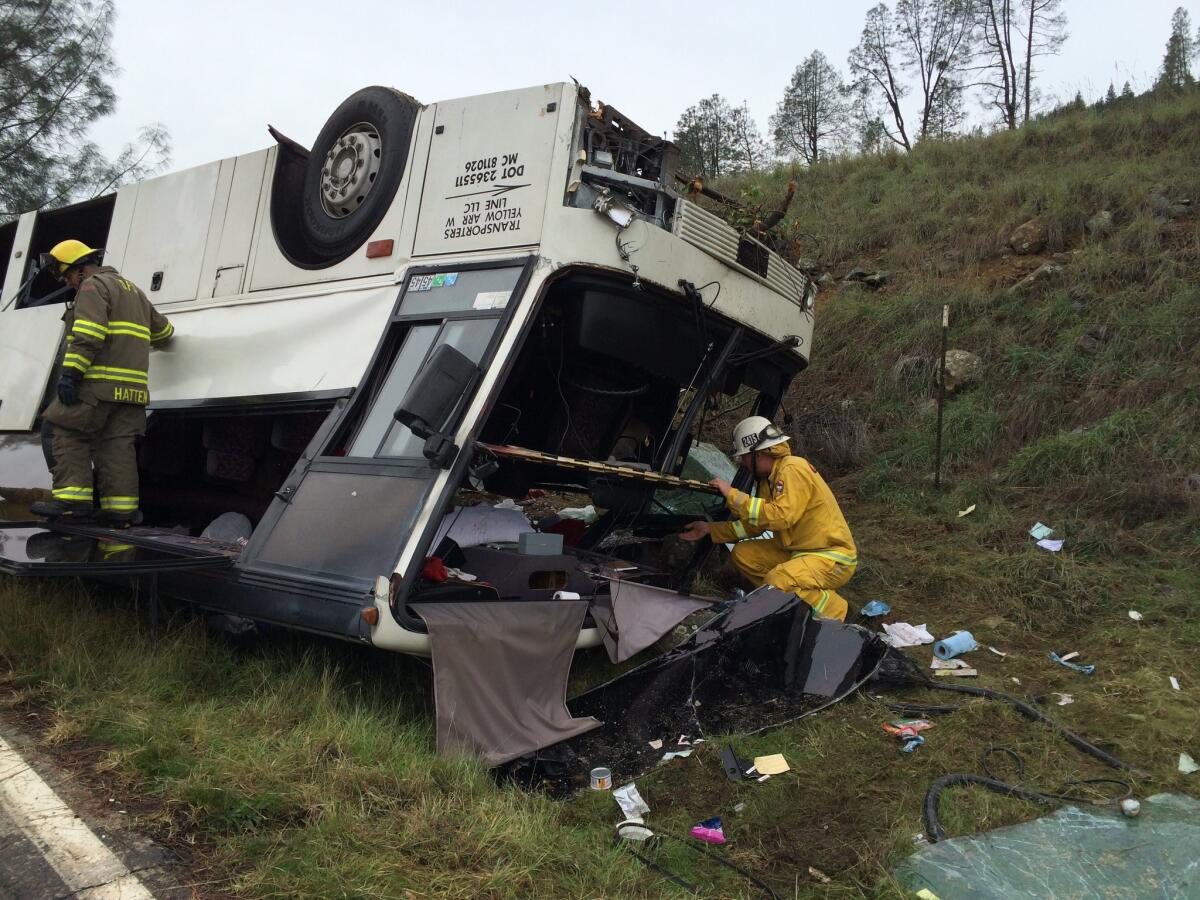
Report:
293,86,419,267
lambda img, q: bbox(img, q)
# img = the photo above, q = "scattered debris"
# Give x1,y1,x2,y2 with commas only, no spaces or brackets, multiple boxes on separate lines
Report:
721,745,752,783
957,504,976,518
1011,677,1021,685
808,866,832,884
861,600,891,617
558,504,598,522
988,646,1008,658
647,739,663,750
930,658,970,670
934,631,977,660
1052,693,1074,706
1059,651,1080,662
1170,676,1181,691
753,754,790,775
590,767,612,790
1037,538,1065,552
1029,522,1055,540
660,749,693,763
690,817,726,844
882,622,935,648
1120,798,1141,818
1050,651,1095,675
902,735,925,753
1180,753,1199,775
732,802,745,814
1128,610,1143,622
884,719,935,752
935,668,978,678
613,782,650,819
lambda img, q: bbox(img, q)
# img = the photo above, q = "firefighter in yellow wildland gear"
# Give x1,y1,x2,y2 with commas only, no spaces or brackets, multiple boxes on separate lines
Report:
30,240,173,527
679,416,857,620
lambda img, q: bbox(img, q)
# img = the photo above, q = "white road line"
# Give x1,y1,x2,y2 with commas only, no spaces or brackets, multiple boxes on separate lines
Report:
0,735,154,899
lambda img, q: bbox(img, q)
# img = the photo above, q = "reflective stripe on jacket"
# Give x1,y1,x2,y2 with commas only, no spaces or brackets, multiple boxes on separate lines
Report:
708,453,857,562
62,267,173,406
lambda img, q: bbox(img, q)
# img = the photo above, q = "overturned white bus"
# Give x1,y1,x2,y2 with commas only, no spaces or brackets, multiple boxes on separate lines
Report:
0,81,816,660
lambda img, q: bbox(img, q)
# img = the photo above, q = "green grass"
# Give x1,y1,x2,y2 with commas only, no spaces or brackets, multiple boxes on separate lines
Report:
3,91,1200,898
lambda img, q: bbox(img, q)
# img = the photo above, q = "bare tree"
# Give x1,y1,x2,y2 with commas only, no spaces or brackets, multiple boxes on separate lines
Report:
896,0,977,140
976,0,1021,127
848,4,912,150
770,51,850,164
974,0,1067,128
1021,0,1068,122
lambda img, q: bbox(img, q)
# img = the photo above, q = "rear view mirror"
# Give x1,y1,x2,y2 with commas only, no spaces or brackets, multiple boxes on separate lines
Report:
394,343,481,467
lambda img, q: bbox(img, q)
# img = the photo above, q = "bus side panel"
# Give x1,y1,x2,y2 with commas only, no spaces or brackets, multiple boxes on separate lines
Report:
0,304,63,431
149,284,397,404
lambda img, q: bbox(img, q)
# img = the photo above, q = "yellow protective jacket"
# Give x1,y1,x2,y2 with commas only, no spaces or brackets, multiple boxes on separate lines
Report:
61,266,173,406
708,446,856,565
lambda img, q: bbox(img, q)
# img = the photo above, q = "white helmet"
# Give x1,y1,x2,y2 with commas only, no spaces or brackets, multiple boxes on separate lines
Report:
731,416,789,457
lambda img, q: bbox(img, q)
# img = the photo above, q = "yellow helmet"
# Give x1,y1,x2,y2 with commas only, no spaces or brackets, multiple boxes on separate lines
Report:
41,239,103,276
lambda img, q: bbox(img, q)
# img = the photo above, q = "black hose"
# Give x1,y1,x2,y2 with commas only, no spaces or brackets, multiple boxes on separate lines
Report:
883,701,963,716
926,681,1134,771
923,774,1103,842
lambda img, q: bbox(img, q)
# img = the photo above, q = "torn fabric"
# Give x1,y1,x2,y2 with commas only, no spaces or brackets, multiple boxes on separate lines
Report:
590,578,712,662
412,601,600,766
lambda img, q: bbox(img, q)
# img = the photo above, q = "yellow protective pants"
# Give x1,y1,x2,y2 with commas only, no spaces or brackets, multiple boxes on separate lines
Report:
730,540,855,621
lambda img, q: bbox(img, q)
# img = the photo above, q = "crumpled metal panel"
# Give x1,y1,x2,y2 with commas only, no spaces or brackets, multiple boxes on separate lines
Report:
502,587,887,792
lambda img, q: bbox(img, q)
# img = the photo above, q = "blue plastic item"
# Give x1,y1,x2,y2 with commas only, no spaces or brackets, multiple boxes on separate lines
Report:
933,630,978,660
1049,651,1095,675
861,600,891,617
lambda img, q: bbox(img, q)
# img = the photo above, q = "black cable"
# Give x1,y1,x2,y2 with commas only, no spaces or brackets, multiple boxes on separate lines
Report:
925,681,1135,771
883,701,963,716
923,774,1105,843
980,746,1025,782
615,827,781,899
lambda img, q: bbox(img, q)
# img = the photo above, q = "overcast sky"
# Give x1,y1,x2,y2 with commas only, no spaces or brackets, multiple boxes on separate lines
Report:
89,0,1189,173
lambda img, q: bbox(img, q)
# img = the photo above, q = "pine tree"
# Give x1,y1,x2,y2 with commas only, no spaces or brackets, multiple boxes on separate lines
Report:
1154,6,1196,92
1105,82,1118,103
0,0,170,218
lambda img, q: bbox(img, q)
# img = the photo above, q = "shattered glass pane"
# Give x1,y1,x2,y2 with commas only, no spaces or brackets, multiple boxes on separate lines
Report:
895,793,1200,899
652,441,736,516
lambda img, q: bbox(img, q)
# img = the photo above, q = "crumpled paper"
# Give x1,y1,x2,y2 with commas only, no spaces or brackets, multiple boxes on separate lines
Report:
882,622,935,647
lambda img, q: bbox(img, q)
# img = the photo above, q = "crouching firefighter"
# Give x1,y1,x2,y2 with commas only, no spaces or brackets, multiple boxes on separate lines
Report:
679,416,858,620
30,240,174,527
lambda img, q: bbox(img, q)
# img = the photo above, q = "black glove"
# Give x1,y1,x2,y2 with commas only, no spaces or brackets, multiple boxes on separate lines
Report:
56,370,82,406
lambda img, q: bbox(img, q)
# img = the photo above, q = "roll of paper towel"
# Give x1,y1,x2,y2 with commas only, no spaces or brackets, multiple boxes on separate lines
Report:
933,630,978,660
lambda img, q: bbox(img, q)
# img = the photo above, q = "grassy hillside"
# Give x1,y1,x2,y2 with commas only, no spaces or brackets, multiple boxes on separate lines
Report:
0,93,1197,899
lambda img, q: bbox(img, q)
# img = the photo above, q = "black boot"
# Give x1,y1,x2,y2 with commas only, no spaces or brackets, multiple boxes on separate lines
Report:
104,509,143,529
30,500,97,521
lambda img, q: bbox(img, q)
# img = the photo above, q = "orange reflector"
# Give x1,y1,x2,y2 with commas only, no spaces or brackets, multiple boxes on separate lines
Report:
365,239,394,258
361,606,380,626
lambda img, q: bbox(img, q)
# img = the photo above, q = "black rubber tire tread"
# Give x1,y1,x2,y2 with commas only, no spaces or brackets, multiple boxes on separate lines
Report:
297,86,419,266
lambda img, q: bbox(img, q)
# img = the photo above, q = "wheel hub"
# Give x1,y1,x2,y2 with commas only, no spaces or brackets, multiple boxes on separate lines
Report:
319,122,382,219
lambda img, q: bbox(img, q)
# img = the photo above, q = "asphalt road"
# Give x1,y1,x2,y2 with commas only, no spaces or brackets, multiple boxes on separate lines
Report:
0,726,191,900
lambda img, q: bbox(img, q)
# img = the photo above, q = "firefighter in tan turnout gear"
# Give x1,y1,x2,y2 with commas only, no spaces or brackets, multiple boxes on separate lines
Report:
30,240,173,527
679,416,858,621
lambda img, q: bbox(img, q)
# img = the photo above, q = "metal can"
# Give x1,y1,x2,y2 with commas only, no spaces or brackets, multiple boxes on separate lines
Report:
590,767,612,790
